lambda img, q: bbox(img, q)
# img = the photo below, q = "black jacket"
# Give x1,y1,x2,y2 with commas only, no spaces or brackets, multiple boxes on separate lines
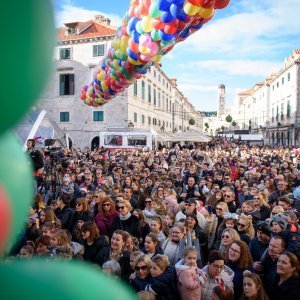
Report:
110,214,140,238
269,275,300,300
147,266,181,300
82,236,109,264
55,206,74,230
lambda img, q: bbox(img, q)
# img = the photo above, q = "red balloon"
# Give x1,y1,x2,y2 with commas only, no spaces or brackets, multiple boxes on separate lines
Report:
199,0,215,8
152,18,164,30
188,0,201,5
0,185,12,252
165,20,178,34
214,0,230,9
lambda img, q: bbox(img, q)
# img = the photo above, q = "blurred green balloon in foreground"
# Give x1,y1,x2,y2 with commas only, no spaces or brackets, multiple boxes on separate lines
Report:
0,132,33,248
0,260,137,300
0,0,54,134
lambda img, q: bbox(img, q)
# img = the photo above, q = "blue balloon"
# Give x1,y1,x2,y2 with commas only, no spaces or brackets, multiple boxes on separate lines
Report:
178,27,190,39
191,21,203,30
168,0,185,4
127,17,139,35
158,0,171,12
170,4,188,22
159,30,174,41
161,11,175,23
131,30,141,44
126,48,139,61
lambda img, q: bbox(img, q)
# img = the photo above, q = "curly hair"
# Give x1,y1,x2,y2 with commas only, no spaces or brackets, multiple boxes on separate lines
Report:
227,240,253,269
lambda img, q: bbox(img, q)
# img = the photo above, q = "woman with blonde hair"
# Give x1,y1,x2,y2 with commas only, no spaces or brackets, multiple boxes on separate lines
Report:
236,214,255,245
111,199,140,238
253,193,271,221
271,205,285,218
219,228,241,256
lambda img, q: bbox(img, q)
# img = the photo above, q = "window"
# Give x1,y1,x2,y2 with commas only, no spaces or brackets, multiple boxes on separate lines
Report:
288,72,290,81
93,44,105,57
153,88,156,105
277,82,279,88
59,48,71,60
142,80,145,100
148,116,151,125
158,92,161,107
158,74,161,82
154,70,156,78
134,81,138,96
60,112,69,122
142,115,145,124
134,112,137,122
276,105,279,121
148,84,151,103
67,27,76,35
281,103,284,120
282,77,284,85
59,74,74,95
272,107,274,123
93,111,104,121
287,100,291,118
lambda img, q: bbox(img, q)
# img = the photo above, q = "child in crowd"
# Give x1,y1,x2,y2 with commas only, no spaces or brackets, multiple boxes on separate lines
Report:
163,188,179,214
175,246,207,300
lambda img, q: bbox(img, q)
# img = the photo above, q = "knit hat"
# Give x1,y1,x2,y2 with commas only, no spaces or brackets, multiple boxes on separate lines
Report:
79,187,88,194
271,213,289,230
256,221,272,236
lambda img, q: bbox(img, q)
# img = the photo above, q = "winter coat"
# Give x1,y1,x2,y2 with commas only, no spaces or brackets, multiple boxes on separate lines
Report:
110,214,140,238
95,211,119,236
146,266,180,300
82,236,109,264
269,274,300,300
55,206,74,230
175,259,206,300
201,265,234,300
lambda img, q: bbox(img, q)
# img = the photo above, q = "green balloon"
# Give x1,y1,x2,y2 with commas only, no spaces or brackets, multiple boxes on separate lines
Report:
0,1,54,134
0,132,33,247
0,260,138,300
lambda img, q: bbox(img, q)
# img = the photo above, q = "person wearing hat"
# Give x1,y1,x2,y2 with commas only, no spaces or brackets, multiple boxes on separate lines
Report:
249,221,272,261
271,213,300,259
175,198,207,231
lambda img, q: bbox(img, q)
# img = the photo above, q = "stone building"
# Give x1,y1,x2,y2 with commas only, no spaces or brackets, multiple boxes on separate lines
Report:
37,15,201,148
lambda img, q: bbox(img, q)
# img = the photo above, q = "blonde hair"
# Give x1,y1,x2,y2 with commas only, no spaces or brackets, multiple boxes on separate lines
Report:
137,291,156,300
118,199,132,211
221,228,241,245
238,214,255,238
151,254,169,273
271,205,284,217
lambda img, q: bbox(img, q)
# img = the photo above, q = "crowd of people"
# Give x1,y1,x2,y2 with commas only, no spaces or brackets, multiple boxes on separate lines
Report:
10,138,300,299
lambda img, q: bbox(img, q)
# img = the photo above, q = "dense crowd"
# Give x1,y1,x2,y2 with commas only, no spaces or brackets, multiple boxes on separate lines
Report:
10,138,300,300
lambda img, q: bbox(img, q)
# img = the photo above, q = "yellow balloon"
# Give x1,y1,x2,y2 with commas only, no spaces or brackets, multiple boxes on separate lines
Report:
120,36,130,53
141,16,153,33
97,72,105,81
198,6,214,19
128,57,141,65
183,3,199,16
112,37,120,50
115,49,121,58
139,45,149,55
152,54,162,63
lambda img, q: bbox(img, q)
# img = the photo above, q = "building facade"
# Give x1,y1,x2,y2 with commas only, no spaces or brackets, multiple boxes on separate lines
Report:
231,50,300,146
38,15,201,148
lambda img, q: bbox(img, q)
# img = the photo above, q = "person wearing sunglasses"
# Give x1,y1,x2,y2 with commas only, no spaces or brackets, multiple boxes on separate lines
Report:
95,196,119,237
110,199,140,239
130,254,152,292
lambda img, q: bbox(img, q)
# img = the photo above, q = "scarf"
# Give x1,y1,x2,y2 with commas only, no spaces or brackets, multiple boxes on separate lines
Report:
119,212,131,221
215,276,225,291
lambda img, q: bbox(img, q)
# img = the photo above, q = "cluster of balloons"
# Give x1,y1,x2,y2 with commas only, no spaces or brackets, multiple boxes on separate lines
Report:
0,1,136,298
81,0,231,107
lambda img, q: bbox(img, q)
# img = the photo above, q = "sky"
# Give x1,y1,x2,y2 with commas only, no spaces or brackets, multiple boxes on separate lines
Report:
53,0,300,111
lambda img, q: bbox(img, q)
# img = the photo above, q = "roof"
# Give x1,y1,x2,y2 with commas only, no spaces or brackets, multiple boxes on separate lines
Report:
57,20,116,41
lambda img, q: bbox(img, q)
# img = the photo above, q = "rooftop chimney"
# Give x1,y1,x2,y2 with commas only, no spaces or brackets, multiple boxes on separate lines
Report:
94,15,111,26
